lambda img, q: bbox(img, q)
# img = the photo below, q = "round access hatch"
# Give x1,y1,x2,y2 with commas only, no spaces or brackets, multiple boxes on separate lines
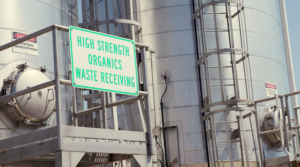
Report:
2,64,55,125
261,104,292,148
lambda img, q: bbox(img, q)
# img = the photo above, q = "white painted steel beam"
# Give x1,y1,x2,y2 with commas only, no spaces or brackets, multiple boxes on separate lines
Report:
63,141,147,155
0,139,57,165
55,151,85,167
62,126,147,142
0,127,56,151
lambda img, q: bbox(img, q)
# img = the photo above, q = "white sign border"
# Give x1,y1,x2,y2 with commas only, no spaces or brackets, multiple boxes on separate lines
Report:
69,26,139,96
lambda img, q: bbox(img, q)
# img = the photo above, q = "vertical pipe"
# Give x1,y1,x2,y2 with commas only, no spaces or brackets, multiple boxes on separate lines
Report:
141,47,155,155
82,0,88,29
212,115,220,167
279,2,300,155
239,113,250,167
72,87,78,126
101,91,107,128
224,111,233,167
249,114,259,167
294,108,300,158
105,0,109,34
212,0,224,102
254,104,263,167
285,96,292,129
208,118,216,167
236,115,245,167
129,0,135,41
280,97,290,152
93,0,99,31
279,0,298,109
113,0,118,36
111,92,119,130
191,0,211,166
52,27,63,150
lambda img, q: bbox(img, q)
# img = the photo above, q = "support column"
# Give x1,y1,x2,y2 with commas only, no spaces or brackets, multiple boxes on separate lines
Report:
55,151,84,167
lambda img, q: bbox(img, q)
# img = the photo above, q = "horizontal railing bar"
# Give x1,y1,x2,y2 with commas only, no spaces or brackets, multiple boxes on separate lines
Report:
0,24,69,52
59,79,148,96
135,43,149,49
0,80,55,103
83,93,101,99
60,79,72,86
284,90,300,97
106,96,143,108
254,96,276,104
259,129,280,135
75,105,102,117
290,125,300,130
76,95,146,116
0,25,54,52
54,24,69,32
139,91,148,96
259,125,300,136
294,107,300,110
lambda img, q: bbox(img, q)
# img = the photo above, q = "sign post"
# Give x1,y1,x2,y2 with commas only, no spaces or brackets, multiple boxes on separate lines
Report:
69,26,138,96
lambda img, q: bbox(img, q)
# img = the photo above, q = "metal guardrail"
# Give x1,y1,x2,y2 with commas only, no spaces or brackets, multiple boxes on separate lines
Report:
254,92,300,161
0,24,155,161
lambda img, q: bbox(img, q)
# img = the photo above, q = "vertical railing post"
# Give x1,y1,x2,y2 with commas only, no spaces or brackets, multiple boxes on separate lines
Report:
129,0,135,41
71,71,78,126
101,91,107,128
280,96,290,153
141,47,155,155
52,27,63,150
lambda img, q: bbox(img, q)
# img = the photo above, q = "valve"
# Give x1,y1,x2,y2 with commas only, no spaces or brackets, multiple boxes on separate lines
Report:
16,62,28,71
40,65,47,72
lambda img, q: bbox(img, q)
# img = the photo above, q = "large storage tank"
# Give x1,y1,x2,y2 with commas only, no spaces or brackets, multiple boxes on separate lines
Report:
0,0,78,138
243,0,290,160
139,0,289,167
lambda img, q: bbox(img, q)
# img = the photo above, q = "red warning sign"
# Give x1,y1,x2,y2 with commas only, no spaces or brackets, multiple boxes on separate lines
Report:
265,82,277,97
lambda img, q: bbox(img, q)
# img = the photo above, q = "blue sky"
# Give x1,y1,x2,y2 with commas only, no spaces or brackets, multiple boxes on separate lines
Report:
285,0,300,105
286,0,300,93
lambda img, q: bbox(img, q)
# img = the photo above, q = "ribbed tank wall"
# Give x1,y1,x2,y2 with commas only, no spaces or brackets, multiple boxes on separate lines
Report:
244,0,288,158
0,0,78,138
140,1,205,166
140,0,288,166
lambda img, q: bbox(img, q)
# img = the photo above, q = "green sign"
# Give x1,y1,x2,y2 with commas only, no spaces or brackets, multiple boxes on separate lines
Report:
69,26,138,96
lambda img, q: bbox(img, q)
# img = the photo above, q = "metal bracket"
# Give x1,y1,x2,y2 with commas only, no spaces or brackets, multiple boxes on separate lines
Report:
4,100,16,108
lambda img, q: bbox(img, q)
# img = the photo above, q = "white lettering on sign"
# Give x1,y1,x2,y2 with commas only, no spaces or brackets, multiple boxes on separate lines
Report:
12,31,38,56
265,82,277,97
69,26,138,96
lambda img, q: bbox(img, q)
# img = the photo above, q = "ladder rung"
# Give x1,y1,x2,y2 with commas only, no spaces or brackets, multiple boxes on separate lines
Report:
204,12,227,14
203,30,229,32
210,84,234,86
208,66,232,68
213,140,240,143
214,121,238,124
